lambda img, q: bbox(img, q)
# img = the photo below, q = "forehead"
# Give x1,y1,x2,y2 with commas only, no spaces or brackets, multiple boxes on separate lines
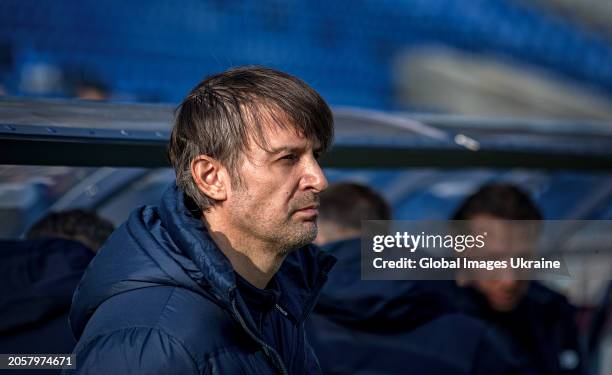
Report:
245,108,321,153
473,217,536,236
468,215,536,256
262,124,319,149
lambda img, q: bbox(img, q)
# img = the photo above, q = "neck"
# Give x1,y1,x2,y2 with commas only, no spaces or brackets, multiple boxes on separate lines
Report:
203,211,286,289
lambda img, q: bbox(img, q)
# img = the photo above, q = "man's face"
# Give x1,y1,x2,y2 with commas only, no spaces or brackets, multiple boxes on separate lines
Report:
465,214,534,312
224,120,328,254
472,277,529,313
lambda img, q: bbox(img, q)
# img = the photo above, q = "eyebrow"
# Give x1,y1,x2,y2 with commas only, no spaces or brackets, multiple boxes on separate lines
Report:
268,144,323,154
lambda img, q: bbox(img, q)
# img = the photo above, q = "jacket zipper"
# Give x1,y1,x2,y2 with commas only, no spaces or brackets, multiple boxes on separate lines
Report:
231,297,289,375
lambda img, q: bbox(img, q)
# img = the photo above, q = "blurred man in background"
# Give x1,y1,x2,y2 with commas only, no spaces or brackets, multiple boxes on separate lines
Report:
309,181,518,374
0,209,114,357
449,183,584,375
26,209,115,251
314,182,391,246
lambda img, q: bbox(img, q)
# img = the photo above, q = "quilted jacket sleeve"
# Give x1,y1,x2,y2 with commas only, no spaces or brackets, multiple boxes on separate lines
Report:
62,327,200,375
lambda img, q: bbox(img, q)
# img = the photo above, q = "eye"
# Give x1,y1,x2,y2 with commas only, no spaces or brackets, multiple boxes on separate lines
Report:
280,154,298,162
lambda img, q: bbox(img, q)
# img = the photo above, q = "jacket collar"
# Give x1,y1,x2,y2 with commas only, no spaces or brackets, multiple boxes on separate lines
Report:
159,184,336,322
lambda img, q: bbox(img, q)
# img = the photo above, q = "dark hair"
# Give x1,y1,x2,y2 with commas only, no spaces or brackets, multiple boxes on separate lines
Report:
452,183,542,220
319,182,391,230
26,209,115,252
63,66,109,98
168,65,334,210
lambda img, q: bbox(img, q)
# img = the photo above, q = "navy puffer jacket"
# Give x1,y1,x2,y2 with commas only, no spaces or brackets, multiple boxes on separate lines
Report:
64,184,335,374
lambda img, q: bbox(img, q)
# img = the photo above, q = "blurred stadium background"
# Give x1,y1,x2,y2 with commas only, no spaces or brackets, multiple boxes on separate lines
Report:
1,0,612,118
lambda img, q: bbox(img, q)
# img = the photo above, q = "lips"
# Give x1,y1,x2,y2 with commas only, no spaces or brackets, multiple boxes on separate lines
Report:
294,204,319,216
292,194,320,216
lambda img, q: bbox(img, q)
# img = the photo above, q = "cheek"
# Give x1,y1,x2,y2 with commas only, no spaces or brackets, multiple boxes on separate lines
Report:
239,168,299,210
475,281,500,298
515,281,529,296
268,181,298,207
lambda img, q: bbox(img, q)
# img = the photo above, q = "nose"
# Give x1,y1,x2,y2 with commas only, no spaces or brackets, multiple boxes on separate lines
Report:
301,156,328,193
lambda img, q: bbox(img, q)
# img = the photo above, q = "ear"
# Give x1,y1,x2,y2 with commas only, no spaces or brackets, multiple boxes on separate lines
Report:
191,155,228,202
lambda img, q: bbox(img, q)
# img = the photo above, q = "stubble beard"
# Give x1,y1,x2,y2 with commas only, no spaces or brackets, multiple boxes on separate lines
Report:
229,190,319,255
279,220,318,254
262,205,319,255
281,192,319,251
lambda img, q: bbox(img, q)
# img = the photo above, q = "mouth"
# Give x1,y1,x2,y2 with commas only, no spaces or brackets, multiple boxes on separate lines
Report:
495,291,518,303
294,204,319,217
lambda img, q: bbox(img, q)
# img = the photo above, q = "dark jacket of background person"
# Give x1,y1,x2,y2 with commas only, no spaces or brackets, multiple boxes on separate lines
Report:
64,185,335,375
0,238,94,355
448,281,585,375
307,238,518,375
588,281,611,375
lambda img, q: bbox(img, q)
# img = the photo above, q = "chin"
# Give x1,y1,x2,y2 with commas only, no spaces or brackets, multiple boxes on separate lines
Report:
490,298,519,312
283,226,317,251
